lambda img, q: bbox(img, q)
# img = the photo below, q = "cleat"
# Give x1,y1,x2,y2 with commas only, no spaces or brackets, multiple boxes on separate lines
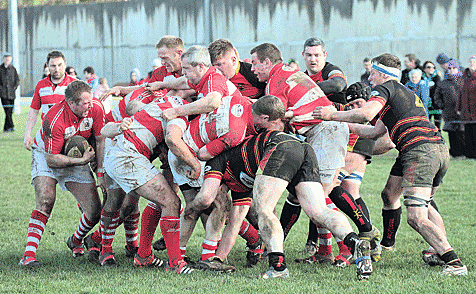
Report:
304,240,318,256
125,245,139,258
381,244,396,252
152,237,166,251
66,235,85,258
440,264,468,276
422,249,444,266
99,252,117,267
359,226,382,262
259,267,290,279
166,259,195,274
196,256,236,273
354,239,372,280
295,252,334,264
183,256,196,267
133,253,165,268
333,254,352,268
371,243,382,262
246,237,265,267
83,234,101,264
18,256,42,268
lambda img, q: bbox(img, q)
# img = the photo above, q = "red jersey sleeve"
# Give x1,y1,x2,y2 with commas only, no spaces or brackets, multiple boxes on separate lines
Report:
91,99,105,136
30,83,42,110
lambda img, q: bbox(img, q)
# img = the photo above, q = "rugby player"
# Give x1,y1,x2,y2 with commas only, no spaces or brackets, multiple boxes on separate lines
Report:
19,81,105,267
313,53,467,276
184,96,373,280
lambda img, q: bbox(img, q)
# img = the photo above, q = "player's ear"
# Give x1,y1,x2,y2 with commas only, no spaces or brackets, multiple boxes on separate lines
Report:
176,49,184,56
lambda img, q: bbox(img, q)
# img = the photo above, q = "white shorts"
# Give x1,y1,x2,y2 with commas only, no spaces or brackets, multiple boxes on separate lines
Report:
31,146,95,191
305,121,349,183
103,141,159,194
168,150,205,188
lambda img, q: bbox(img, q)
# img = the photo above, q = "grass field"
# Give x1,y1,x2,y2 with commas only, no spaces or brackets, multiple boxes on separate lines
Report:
0,105,475,293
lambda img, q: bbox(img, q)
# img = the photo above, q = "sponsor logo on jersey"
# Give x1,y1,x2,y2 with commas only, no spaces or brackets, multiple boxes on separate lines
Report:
370,90,379,96
239,172,255,188
39,87,54,96
79,118,93,131
204,165,212,172
231,104,244,117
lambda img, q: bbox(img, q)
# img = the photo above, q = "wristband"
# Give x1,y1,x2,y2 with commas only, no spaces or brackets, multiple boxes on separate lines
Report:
97,172,104,178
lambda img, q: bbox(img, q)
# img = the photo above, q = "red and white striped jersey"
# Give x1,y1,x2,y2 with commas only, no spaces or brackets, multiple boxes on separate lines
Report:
117,95,189,159
265,64,333,134
183,95,256,157
144,65,182,96
105,87,159,123
30,74,77,120
188,66,240,99
34,98,105,154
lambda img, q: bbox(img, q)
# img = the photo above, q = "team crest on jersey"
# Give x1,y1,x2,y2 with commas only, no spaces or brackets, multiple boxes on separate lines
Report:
239,172,255,188
231,104,244,117
79,118,93,131
371,91,379,96
64,126,76,139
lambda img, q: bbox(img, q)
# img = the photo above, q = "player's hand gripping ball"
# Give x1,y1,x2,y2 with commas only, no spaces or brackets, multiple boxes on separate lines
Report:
63,136,90,158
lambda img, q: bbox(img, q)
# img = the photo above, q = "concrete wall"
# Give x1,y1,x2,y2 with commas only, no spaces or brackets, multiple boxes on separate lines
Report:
1,0,475,95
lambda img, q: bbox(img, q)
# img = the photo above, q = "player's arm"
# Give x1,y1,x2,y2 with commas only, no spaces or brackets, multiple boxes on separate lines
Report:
45,148,95,168
372,132,395,155
98,85,142,102
100,117,134,138
316,76,346,95
146,76,191,91
313,100,383,124
23,107,40,151
162,91,222,121
165,124,201,179
183,177,222,220
347,119,388,140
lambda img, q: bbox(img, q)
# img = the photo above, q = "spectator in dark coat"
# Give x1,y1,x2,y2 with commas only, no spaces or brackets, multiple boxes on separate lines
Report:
0,53,20,132
457,55,476,158
434,60,465,157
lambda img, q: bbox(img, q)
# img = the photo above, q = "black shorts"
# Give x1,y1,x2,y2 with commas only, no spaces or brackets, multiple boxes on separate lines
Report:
259,138,320,195
350,137,375,163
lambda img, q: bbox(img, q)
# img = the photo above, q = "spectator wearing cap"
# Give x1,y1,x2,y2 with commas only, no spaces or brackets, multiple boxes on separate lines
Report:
458,55,476,158
129,68,141,86
436,52,451,73
0,53,20,132
287,58,300,71
400,53,421,85
433,59,465,157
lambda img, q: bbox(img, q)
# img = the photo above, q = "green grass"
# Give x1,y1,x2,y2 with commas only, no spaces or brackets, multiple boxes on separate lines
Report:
0,105,475,293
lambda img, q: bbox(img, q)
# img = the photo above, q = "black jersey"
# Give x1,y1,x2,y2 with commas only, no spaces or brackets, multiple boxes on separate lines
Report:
306,62,347,104
368,80,443,152
204,131,319,202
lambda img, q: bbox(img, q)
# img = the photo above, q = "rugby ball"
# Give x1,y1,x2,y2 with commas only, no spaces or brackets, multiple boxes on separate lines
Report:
63,136,90,158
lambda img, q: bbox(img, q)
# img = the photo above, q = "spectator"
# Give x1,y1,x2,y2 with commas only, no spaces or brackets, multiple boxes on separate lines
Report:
66,66,78,79
401,53,421,85
129,68,141,86
422,60,442,130
42,62,49,79
434,60,465,157
83,66,99,92
0,53,20,132
457,55,476,158
147,59,161,80
405,68,430,116
360,57,372,86
287,58,300,71
436,52,451,73
93,78,111,112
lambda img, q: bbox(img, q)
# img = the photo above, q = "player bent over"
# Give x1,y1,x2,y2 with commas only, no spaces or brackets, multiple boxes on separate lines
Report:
184,96,373,279
19,81,105,267
100,93,194,273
